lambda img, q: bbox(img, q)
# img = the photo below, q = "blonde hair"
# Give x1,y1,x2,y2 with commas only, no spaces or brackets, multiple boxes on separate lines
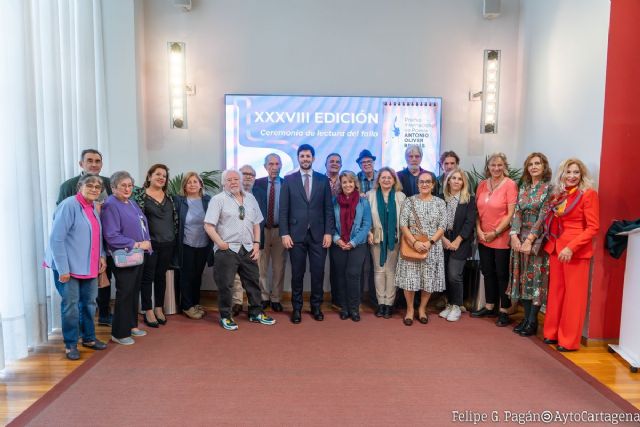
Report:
373,166,403,192
180,171,204,197
484,152,510,178
553,158,594,193
337,170,360,194
443,168,471,204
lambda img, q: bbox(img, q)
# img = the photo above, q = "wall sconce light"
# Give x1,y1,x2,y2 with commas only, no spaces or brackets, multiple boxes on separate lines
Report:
481,49,501,134
168,42,187,129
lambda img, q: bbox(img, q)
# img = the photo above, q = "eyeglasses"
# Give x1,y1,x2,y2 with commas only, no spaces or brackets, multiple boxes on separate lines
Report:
238,205,245,220
418,180,433,185
242,173,256,177
85,184,103,191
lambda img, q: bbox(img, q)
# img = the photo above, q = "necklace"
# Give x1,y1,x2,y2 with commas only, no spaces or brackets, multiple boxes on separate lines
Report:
485,177,505,203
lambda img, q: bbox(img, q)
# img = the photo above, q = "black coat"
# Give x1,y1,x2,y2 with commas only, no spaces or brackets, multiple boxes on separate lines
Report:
443,195,477,260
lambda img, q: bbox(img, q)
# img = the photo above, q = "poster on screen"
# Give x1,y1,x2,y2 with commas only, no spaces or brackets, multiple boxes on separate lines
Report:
225,94,442,178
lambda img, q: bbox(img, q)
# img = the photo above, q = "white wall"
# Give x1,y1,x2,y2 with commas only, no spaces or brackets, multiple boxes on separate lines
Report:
139,0,522,177
516,0,610,178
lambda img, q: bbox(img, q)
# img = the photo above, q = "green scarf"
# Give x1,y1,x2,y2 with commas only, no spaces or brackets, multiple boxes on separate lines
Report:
376,188,397,267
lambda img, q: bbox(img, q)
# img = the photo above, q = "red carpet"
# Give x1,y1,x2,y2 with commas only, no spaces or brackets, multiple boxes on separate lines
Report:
10,312,638,426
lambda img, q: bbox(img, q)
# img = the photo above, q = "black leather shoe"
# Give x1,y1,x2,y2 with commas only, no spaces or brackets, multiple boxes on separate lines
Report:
556,345,577,352
143,313,159,328
519,322,538,336
339,311,349,320
156,315,167,325
232,304,242,317
543,338,558,345
375,305,384,317
271,302,283,312
311,307,324,321
383,305,392,319
471,307,498,318
495,312,511,327
290,310,302,324
261,300,270,310
351,312,361,322
513,319,528,334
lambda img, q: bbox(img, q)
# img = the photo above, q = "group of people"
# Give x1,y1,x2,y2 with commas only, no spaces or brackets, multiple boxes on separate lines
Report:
45,143,599,359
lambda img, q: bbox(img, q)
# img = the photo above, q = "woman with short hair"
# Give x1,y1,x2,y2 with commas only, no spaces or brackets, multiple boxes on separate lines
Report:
471,153,518,327
331,171,372,321
395,171,446,326
507,153,553,337
367,167,406,318
542,159,599,352
45,175,108,359
173,172,212,319
101,171,152,345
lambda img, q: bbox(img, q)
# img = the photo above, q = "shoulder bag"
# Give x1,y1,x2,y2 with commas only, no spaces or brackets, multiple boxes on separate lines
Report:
400,198,430,261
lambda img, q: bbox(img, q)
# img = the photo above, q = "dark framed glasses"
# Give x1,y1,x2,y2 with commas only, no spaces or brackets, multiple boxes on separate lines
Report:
238,205,245,220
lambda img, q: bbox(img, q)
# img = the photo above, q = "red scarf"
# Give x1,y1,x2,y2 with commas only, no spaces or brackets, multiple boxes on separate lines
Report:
338,192,360,242
544,186,582,238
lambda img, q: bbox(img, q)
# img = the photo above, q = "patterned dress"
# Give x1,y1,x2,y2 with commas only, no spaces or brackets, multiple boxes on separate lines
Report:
395,196,446,292
507,181,551,305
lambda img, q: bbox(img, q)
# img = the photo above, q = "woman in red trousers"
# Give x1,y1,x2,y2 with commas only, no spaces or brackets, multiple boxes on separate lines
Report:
542,158,599,352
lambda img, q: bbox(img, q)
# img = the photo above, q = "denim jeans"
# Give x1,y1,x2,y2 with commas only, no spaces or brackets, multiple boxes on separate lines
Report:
53,270,98,349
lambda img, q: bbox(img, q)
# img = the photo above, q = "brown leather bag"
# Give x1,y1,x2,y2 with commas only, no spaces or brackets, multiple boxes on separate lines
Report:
399,198,430,261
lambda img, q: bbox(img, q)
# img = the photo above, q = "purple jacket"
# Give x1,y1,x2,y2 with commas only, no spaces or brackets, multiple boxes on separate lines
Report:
100,195,151,253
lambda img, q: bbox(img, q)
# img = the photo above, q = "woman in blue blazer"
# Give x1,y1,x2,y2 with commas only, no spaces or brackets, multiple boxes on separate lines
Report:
45,174,108,359
330,171,372,321
172,172,212,320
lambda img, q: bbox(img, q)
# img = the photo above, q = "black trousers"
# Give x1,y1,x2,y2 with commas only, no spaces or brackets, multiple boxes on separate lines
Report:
478,244,511,309
213,247,262,319
178,244,209,310
140,244,174,310
289,230,326,311
109,258,144,339
444,253,465,306
330,244,367,314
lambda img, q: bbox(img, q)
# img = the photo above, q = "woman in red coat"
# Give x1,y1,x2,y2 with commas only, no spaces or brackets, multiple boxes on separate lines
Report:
543,158,599,352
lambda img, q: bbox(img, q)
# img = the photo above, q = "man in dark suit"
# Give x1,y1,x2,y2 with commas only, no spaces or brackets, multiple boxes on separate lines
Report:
279,144,335,323
253,153,286,313
396,144,438,197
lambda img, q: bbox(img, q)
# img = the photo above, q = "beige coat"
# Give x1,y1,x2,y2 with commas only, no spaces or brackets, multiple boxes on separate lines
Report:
367,189,406,244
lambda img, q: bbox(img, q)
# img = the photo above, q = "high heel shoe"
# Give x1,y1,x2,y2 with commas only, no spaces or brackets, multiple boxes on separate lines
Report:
156,312,167,325
143,313,159,328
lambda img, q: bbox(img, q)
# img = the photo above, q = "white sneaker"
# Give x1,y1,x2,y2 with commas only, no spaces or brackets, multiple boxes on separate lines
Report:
447,305,462,322
439,304,452,319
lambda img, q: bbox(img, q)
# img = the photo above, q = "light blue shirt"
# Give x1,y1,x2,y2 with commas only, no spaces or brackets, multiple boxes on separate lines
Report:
184,198,209,248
